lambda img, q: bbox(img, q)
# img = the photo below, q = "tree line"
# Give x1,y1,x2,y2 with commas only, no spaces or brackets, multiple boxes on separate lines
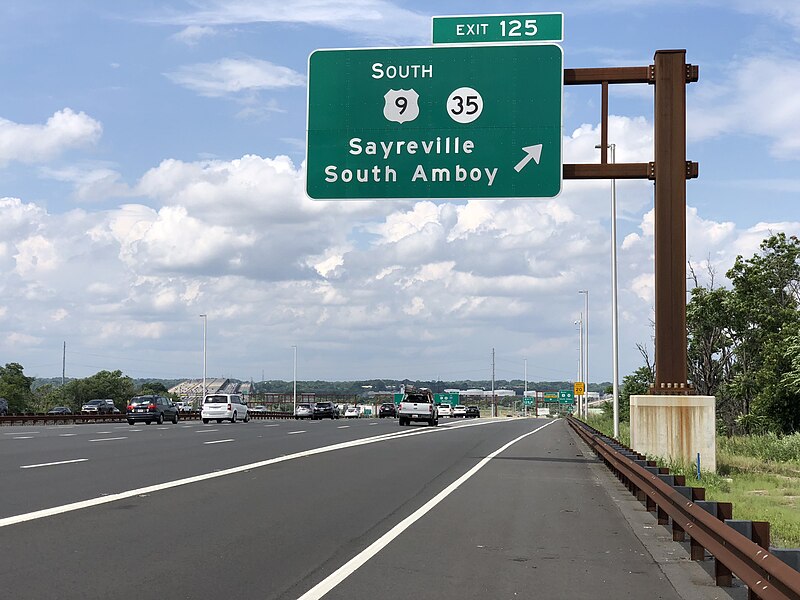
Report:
0,367,173,413
614,233,800,434
1,368,601,415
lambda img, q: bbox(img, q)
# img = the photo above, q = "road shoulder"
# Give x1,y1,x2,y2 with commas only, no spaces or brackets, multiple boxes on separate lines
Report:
568,422,747,600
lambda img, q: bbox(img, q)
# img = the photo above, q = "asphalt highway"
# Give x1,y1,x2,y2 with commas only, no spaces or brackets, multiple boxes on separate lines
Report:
0,417,688,599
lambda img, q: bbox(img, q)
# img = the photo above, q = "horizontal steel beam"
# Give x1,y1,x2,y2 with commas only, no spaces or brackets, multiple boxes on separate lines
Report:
564,162,699,181
565,66,652,85
564,64,698,86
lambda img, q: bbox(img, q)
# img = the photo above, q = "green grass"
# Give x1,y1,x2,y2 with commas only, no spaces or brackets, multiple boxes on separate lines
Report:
583,416,800,547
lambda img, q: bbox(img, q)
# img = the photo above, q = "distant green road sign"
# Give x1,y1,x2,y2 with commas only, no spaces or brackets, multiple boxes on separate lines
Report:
523,396,535,406
558,390,575,403
435,392,460,405
306,44,563,200
432,13,564,44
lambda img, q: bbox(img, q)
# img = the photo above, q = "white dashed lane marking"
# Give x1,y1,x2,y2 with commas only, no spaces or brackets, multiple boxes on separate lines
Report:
21,459,89,469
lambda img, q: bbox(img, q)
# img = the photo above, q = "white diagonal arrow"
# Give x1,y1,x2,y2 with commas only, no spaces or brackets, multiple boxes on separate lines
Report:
514,144,543,173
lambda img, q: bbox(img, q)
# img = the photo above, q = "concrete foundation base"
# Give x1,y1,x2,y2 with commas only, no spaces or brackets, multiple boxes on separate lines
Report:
630,395,716,472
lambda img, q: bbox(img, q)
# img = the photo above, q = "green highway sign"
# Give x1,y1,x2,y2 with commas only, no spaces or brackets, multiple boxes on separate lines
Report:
540,391,574,404
432,13,563,44
523,396,535,406
558,390,575,403
306,44,563,200
435,392,460,405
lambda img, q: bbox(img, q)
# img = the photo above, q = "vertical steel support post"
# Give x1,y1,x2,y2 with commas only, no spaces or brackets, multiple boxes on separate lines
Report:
600,81,609,164
653,50,688,390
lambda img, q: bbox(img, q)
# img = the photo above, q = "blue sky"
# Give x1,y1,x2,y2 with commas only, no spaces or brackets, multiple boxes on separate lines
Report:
1,1,799,385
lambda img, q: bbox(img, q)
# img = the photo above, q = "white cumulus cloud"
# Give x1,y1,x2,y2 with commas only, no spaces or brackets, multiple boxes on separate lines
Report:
690,55,800,159
0,109,102,167
150,0,429,43
165,57,305,97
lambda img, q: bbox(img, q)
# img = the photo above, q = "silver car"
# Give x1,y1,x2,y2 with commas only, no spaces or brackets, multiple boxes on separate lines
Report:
81,399,114,414
294,403,313,419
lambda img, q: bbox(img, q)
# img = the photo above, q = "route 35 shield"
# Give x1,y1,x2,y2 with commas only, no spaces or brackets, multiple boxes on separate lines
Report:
383,89,419,124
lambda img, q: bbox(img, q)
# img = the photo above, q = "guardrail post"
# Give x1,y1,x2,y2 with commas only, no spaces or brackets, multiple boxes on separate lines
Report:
686,488,707,559
714,502,734,587
656,469,672,525
690,530,705,560
642,465,660,513
749,522,770,600
657,504,669,525
725,520,771,599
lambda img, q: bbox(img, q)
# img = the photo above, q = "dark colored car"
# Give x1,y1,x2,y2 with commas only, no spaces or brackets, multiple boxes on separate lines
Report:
378,403,397,418
313,401,339,420
126,395,179,425
465,406,480,418
47,406,72,415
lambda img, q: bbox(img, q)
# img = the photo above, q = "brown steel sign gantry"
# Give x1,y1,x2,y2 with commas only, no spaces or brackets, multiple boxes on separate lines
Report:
564,49,699,394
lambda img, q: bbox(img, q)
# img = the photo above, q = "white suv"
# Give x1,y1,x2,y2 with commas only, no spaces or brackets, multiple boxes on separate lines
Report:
438,404,452,417
202,393,249,424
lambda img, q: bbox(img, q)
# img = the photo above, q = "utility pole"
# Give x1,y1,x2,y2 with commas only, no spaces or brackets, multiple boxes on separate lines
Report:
62,341,66,403
575,313,583,417
524,358,527,417
292,345,297,415
491,348,496,418
200,314,207,410
579,290,589,418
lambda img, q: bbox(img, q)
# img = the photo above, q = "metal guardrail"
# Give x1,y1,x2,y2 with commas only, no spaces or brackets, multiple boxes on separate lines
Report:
567,416,800,600
0,411,295,426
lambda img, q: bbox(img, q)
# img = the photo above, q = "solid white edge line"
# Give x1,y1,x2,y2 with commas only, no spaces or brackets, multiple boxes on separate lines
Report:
0,417,516,528
20,459,89,469
297,419,558,600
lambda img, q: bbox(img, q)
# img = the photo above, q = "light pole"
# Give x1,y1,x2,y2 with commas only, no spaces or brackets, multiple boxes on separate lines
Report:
524,358,527,417
578,290,589,417
576,315,583,416
200,314,207,410
292,345,297,415
596,142,620,438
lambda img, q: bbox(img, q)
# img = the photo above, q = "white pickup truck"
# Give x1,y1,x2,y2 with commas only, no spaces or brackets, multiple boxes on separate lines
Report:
398,388,438,427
